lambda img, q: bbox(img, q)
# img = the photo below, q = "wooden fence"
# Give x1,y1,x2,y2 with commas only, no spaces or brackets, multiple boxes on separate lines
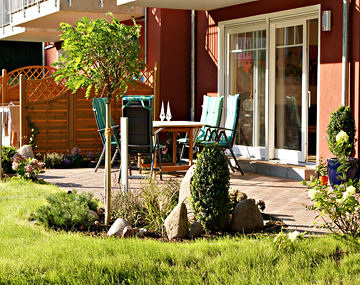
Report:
0,63,160,156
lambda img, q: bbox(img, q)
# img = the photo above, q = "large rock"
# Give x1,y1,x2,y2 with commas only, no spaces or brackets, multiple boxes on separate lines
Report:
165,202,188,240
188,221,204,239
230,199,264,233
179,165,196,223
17,145,34,159
107,218,131,237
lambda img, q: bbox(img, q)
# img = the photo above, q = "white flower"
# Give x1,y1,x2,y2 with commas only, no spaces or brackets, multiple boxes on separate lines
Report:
343,186,356,200
288,231,300,242
308,188,321,200
336,131,349,143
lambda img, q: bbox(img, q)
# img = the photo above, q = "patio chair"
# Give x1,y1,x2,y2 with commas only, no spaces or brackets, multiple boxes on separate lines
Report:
119,95,163,182
201,94,244,174
178,95,224,164
92,97,121,172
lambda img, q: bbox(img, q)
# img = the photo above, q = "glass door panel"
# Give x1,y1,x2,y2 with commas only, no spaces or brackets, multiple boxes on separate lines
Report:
273,21,307,162
228,30,266,149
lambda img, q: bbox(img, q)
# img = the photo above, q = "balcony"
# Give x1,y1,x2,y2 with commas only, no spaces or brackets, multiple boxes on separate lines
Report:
0,0,144,42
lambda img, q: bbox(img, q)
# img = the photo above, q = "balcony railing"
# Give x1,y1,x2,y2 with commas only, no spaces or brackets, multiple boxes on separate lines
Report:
1,0,48,28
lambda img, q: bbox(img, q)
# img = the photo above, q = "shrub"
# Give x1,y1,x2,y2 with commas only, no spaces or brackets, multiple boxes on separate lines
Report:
1,146,17,175
326,106,356,157
12,153,45,181
303,176,360,236
191,144,230,232
33,190,99,231
111,178,179,235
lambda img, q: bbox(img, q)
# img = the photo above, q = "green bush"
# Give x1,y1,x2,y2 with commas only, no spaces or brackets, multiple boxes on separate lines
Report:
1,146,17,175
33,190,99,231
191,144,230,232
111,178,179,236
326,106,356,157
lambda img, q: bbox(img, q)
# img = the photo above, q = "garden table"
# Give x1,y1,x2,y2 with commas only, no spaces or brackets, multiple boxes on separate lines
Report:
152,121,205,172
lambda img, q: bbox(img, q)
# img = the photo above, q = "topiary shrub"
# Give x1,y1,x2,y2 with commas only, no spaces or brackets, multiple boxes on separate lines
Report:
33,190,99,231
326,106,356,157
190,143,230,232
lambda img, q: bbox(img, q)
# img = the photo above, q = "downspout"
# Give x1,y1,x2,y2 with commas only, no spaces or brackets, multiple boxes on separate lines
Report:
144,7,147,64
190,10,196,121
342,0,349,106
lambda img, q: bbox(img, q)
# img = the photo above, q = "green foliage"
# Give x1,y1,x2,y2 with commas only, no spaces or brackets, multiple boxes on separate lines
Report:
315,157,327,176
33,190,99,231
326,106,356,157
1,145,17,174
44,148,96,169
303,175,360,236
111,178,179,235
44,152,63,168
53,13,144,100
191,144,230,232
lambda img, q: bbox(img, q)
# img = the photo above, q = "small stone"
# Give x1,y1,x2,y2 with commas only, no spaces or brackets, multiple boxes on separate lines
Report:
136,231,144,238
188,221,204,239
88,209,99,221
122,226,135,238
94,221,100,226
107,218,131,237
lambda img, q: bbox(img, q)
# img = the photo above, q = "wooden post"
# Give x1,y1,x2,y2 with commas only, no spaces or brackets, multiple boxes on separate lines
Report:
153,62,160,120
19,74,26,148
104,97,112,225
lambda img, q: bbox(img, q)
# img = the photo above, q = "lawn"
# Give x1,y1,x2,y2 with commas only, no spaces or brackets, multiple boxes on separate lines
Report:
1,179,360,284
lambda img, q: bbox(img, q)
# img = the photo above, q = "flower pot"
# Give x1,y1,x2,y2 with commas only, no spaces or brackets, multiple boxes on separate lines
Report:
319,175,328,186
327,157,359,188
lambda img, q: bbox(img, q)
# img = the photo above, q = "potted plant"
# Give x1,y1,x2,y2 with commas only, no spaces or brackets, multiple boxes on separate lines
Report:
325,106,358,187
315,158,328,186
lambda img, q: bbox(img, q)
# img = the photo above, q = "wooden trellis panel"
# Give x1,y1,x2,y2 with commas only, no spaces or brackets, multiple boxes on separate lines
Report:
12,64,159,156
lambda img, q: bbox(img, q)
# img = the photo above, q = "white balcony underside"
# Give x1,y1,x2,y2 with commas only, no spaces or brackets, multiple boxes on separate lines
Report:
0,26,60,42
117,0,257,11
1,0,144,42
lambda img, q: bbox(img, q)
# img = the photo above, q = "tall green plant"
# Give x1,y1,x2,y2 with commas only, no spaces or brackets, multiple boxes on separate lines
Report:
326,106,356,157
53,13,144,224
191,144,230,232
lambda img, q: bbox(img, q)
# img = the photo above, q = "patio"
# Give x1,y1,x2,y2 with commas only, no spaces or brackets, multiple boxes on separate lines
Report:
38,167,327,234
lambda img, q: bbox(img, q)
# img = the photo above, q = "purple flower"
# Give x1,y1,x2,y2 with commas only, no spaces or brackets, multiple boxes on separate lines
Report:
30,159,39,165
12,153,26,163
63,159,71,166
12,161,19,170
71,147,81,156
86,152,95,159
25,164,33,174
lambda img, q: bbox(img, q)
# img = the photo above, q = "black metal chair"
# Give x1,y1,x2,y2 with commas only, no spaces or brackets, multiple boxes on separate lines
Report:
118,95,163,182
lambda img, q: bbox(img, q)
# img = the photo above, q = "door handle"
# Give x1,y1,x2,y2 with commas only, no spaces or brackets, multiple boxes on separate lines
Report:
308,91,311,108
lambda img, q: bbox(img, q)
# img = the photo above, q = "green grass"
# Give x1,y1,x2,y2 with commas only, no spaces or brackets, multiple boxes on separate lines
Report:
1,179,360,284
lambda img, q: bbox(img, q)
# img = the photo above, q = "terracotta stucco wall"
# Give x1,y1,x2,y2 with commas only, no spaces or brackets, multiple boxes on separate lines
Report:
147,8,191,121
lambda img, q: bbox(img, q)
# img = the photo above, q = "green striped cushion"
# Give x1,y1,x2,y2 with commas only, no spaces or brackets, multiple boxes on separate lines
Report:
92,98,120,145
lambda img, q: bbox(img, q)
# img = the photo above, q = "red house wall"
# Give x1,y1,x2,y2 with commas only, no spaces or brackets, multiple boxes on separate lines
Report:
147,8,191,121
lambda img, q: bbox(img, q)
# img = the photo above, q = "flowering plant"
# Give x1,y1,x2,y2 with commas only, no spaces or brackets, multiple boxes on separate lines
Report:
12,153,45,181
273,230,306,251
303,174,360,236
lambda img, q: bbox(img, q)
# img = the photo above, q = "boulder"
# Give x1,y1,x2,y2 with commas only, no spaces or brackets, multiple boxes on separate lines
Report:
188,221,204,239
122,226,135,238
17,145,34,159
179,165,196,223
107,218,131,237
230,199,264,233
88,209,99,221
165,202,188,240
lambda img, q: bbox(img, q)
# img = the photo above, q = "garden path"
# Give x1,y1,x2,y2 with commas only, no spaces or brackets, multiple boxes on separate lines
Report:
39,168,327,234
